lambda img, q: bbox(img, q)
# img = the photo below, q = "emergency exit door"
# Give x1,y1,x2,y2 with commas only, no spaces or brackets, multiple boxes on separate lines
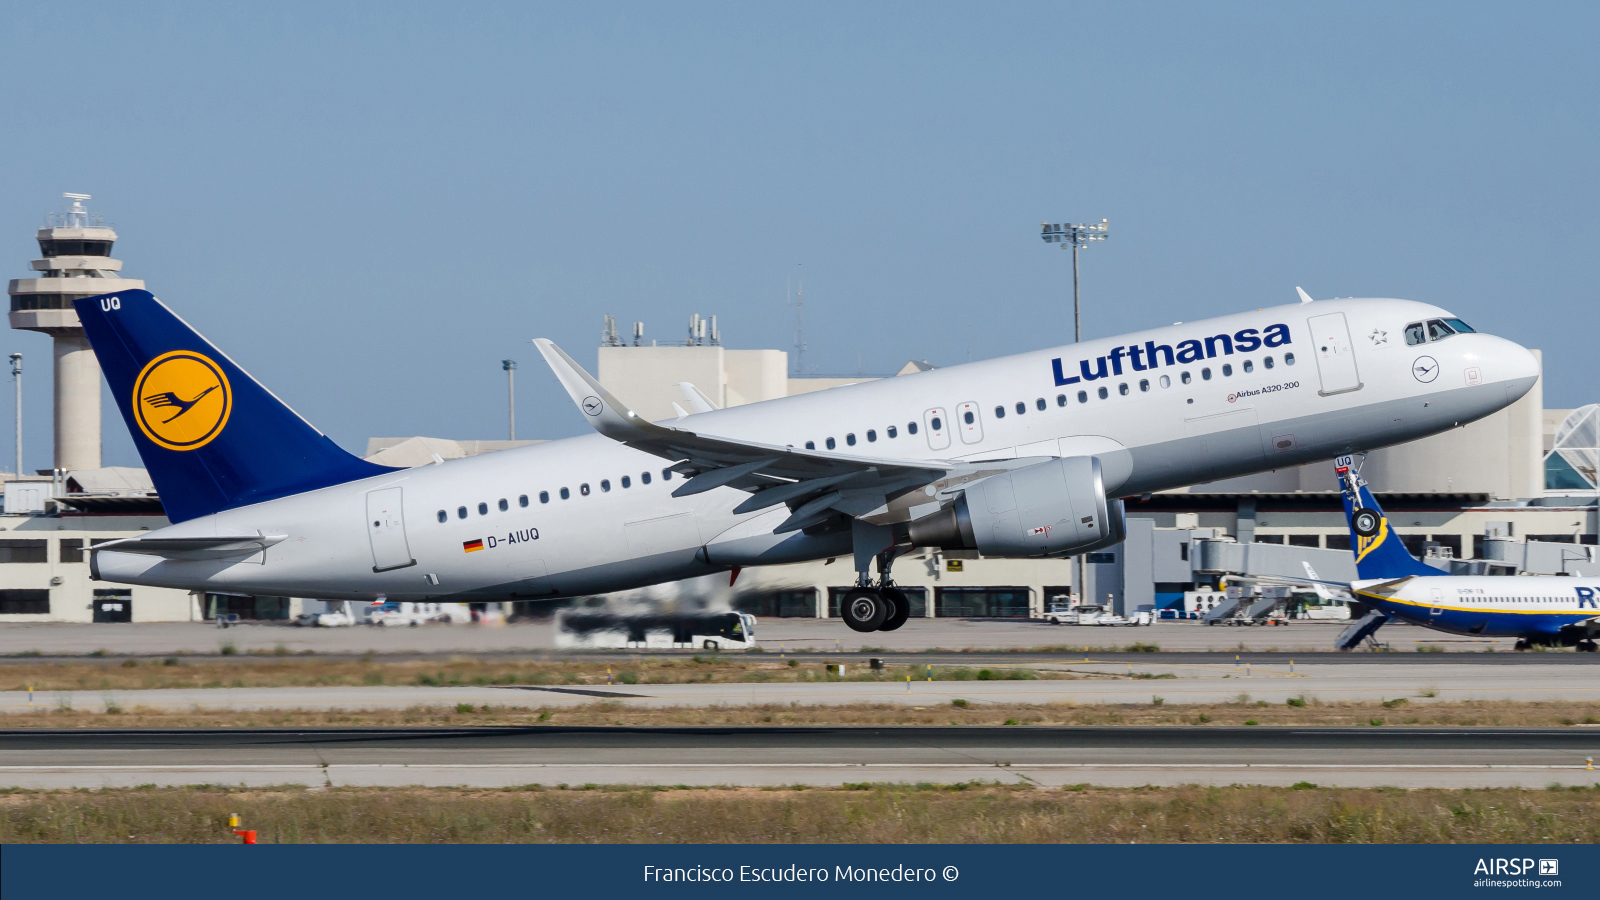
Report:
1307,312,1363,396
366,487,415,572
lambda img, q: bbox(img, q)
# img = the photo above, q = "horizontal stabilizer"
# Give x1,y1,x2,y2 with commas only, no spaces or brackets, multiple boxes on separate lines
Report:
93,534,287,560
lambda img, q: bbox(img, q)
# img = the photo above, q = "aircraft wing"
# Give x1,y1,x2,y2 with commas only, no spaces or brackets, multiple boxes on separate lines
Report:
533,339,1033,531
91,534,289,560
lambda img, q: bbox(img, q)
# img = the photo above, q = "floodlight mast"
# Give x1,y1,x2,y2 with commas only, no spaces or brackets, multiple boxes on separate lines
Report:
1040,219,1109,343
501,359,517,441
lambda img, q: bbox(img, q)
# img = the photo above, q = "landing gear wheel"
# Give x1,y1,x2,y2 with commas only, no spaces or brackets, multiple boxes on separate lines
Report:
1514,638,1530,652
1578,640,1598,653
878,587,911,632
1351,508,1382,538
841,588,886,633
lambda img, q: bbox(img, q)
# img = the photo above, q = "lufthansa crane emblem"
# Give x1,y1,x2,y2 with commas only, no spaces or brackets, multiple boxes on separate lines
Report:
133,351,233,451
581,396,604,417
1411,355,1439,383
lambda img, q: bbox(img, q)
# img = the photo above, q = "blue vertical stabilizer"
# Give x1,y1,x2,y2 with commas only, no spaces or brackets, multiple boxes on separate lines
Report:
74,290,395,523
1339,467,1445,581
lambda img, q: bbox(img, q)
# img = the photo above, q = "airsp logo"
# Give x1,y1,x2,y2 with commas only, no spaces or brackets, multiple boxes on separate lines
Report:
581,396,604,417
1411,355,1439,383
133,350,232,451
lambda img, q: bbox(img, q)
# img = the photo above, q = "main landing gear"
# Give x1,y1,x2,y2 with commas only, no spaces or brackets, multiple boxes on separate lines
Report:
841,521,911,634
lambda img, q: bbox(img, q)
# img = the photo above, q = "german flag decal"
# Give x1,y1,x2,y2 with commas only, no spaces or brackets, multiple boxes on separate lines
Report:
463,539,484,553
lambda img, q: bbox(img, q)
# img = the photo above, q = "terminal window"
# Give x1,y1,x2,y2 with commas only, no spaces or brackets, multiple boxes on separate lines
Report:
59,538,85,563
0,590,49,615
0,540,48,563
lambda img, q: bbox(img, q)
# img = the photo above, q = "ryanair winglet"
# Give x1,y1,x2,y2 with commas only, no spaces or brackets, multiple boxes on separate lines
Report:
1336,458,1443,580
75,290,395,523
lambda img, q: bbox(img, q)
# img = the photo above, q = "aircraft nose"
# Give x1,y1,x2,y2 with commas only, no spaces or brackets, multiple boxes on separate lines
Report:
1488,335,1540,399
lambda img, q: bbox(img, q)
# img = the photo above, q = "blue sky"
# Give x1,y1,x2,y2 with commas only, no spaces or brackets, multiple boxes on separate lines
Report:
1,2,1595,470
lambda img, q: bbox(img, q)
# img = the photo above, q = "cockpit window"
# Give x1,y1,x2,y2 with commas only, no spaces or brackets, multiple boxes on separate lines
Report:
1404,322,1426,346
1426,319,1455,341
1442,318,1474,334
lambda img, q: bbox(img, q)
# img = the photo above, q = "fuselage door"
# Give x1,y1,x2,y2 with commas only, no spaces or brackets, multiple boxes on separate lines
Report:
923,407,950,451
1307,312,1363,396
955,401,984,445
366,487,416,572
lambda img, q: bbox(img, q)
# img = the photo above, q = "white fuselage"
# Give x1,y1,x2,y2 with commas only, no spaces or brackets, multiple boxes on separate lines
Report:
95,298,1540,603
1354,575,1600,639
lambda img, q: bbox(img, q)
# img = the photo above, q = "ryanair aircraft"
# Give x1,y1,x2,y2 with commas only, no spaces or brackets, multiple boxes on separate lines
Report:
79,288,1539,634
1336,458,1600,651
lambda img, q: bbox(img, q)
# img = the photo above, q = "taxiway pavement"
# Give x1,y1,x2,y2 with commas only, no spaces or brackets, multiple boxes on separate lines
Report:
2,725,1594,790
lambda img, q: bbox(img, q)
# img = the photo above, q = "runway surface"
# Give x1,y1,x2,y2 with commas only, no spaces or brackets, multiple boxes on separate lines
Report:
3,660,1592,715
0,618,1533,656
3,725,1596,790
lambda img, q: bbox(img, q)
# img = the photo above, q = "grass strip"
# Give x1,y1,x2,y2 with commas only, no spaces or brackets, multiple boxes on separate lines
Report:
2,783,1595,844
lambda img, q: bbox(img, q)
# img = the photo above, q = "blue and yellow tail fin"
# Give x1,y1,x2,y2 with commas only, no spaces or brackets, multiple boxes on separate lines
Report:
75,290,394,523
1336,459,1443,580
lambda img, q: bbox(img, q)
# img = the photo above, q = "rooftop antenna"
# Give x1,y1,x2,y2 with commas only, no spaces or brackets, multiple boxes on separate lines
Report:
62,193,91,228
601,314,622,347
631,321,643,346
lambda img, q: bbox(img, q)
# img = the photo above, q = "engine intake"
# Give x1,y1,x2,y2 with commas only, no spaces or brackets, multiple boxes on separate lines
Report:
908,456,1124,558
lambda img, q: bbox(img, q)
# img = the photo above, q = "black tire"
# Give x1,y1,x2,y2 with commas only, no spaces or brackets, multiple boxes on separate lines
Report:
841,589,886,633
1351,508,1382,538
878,587,911,632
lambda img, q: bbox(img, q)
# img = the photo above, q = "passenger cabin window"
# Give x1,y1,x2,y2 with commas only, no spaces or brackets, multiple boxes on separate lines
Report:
1036,398,1046,411
1077,391,1087,403
560,487,570,499
1056,394,1066,407
662,469,673,480
908,421,918,435
929,417,940,431
805,441,815,450
887,426,897,438
992,406,1004,418
846,433,856,446
1118,383,1129,396
600,479,611,492
622,476,631,488
1404,322,1426,345
1242,360,1253,373
519,495,529,507
1284,352,1296,366
826,437,836,450
1015,402,1026,415
1139,378,1149,392
498,498,509,511
1221,364,1232,377
1158,375,1170,388
478,502,488,515
580,483,591,496
641,472,651,484
1201,368,1212,380
457,506,467,519
866,429,876,442
540,491,550,503
437,510,447,523
1263,356,1274,369
1097,386,1108,399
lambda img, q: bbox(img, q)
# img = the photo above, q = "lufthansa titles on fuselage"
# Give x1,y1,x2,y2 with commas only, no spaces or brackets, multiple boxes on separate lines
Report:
1051,323,1292,386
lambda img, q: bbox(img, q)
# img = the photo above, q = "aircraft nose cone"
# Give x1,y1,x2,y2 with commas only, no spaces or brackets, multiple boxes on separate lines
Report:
1491,336,1541,403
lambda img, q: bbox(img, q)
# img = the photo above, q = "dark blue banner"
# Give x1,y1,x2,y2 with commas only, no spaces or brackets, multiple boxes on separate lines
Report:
3,844,1594,899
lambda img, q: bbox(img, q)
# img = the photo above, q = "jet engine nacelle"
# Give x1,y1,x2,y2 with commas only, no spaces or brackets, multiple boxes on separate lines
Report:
908,456,1124,558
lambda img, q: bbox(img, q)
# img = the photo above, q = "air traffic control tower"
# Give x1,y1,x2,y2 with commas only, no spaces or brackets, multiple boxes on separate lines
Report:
7,194,144,471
